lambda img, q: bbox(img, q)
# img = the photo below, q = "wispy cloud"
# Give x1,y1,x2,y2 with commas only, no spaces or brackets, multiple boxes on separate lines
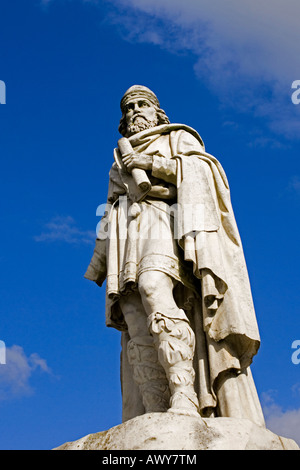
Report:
34,216,95,245
0,345,52,401
40,0,97,5
262,391,300,445
104,0,300,139
40,1,300,138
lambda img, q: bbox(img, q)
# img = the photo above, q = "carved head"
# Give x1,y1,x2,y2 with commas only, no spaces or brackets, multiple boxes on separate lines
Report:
118,85,170,137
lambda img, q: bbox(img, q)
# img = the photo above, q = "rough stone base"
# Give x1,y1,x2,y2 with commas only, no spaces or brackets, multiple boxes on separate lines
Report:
54,413,299,450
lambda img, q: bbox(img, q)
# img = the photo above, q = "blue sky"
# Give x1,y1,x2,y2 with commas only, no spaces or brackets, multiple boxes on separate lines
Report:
0,0,300,450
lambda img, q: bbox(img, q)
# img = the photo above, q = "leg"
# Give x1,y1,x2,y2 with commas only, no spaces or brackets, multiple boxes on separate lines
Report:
119,291,149,339
138,271,200,416
119,292,170,413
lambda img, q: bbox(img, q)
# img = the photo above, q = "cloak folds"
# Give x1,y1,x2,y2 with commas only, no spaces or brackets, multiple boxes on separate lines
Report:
85,124,265,425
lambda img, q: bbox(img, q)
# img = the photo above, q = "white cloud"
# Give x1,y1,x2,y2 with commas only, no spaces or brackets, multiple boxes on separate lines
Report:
0,345,52,401
105,0,300,138
110,0,300,81
262,391,300,445
40,0,97,4
40,0,300,138
34,216,95,245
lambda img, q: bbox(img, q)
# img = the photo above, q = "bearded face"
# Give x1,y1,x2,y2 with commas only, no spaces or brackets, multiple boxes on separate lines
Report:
126,115,159,135
124,98,159,137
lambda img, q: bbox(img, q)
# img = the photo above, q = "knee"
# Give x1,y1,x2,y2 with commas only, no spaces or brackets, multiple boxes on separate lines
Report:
138,271,165,302
125,310,149,339
119,296,149,339
139,270,175,296
138,271,178,315
138,271,173,314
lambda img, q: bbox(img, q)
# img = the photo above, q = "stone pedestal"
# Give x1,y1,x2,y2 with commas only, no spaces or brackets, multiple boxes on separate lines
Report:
54,413,299,450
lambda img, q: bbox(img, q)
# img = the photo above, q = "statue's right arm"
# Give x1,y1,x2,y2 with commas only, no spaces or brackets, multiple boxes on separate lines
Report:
84,236,107,287
84,205,110,287
107,162,127,203
84,164,125,287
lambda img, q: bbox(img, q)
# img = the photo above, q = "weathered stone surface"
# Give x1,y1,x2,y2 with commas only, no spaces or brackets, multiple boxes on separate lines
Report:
54,413,299,450
85,85,267,426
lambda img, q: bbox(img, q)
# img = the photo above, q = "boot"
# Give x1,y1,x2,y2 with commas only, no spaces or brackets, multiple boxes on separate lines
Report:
127,335,170,413
147,310,200,417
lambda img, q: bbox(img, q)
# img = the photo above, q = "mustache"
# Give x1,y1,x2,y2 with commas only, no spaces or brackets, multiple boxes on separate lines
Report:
128,113,150,125
126,115,158,136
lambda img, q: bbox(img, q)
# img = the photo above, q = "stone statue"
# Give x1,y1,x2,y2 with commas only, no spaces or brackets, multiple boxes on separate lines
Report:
85,85,265,427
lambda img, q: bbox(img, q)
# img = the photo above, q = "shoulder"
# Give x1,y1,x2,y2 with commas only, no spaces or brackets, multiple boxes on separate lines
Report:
165,123,204,145
167,125,205,154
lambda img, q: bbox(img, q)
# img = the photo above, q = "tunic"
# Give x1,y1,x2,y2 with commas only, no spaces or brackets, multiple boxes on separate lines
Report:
85,123,265,426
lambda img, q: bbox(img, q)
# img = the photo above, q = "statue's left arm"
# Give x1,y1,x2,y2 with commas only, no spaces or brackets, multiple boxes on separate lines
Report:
148,129,205,185
151,155,177,185
122,151,177,186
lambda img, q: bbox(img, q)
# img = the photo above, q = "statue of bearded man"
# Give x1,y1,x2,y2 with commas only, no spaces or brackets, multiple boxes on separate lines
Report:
85,85,265,427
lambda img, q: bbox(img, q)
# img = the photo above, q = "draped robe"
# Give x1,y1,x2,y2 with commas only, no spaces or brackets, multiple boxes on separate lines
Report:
85,124,265,426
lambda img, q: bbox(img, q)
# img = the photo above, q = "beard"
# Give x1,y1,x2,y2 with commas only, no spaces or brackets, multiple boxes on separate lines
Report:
126,114,158,136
